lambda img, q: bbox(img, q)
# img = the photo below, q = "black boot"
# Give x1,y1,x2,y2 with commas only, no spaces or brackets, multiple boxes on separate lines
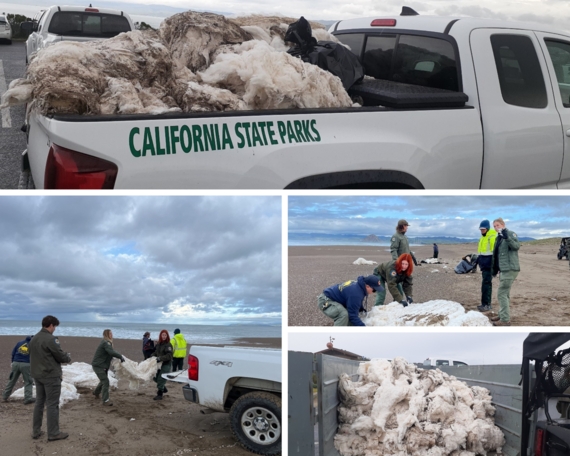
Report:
163,387,168,393
153,390,163,401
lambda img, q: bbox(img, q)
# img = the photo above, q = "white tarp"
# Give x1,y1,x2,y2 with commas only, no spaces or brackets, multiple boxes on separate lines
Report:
363,301,492,327
335,358,505,456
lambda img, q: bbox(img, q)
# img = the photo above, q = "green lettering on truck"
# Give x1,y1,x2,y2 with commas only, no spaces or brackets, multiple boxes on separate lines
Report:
311,119,321,142
235,123,245,149
277,121,287,144
180,125,192,153
170,126,180,154
142,127,155,156
129,127,141,157
222,124,234,150
192,125,204,152
155,127,166,155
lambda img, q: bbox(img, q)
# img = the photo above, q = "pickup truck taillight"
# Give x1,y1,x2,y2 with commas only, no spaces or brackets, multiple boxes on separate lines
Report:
188,355,199,381
44,144,118,189
535,428,545,456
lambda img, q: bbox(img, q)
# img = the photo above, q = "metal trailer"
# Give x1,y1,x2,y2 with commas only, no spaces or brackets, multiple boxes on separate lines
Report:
288,352,535,456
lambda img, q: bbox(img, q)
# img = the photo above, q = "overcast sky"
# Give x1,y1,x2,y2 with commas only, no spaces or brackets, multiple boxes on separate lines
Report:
289,195,570,239
5,0,570,26
0,196,281,325
288,332,551,365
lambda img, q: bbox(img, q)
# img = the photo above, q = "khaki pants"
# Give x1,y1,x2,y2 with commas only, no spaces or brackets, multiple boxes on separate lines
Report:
3,362,33,402
498,270,519,322
317,293,351,326
33,377,62,438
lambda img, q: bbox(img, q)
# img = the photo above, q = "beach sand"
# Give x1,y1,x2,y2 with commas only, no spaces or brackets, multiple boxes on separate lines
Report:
0,335,281,456
288,243,570,326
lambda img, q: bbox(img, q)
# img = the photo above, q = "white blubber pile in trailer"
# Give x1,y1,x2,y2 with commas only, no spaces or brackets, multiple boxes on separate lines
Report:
0,11,353,115
353,258,378,265
362,301,492,327
111,357,162,389
335,358,505,456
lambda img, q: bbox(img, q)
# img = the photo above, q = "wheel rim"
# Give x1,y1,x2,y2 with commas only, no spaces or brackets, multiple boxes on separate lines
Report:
241,406,281,445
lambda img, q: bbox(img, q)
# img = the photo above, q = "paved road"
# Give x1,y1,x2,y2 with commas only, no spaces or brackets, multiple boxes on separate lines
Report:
0,41,27,189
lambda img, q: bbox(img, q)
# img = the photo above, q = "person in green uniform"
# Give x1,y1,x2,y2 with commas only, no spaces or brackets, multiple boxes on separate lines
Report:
373,253,414,306
91,329,125,406
29,315,71,441
389,220,419,299
490,218,520,327
151,330,173,401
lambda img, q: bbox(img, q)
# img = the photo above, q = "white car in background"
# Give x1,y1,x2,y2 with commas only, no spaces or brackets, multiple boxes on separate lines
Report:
22,5,134,62
0,14,12,44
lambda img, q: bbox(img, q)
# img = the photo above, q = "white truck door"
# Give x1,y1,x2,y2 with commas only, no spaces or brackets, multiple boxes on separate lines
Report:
536,32,570,188
470,29,563,188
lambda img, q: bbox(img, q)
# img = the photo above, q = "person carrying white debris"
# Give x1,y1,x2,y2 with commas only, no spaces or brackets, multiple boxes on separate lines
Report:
372,253,414,306
490,218,520,327
91,329,125,406
318,276,384,326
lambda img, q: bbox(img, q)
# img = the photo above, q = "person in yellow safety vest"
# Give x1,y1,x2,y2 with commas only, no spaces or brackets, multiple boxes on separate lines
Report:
170,329,187,372
476,220,497,313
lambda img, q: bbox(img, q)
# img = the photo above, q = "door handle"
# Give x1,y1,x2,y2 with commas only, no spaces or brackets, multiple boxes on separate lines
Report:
566,129,570,137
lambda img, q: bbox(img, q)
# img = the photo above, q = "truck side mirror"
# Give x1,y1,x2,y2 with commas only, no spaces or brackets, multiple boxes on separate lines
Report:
20,21,34,33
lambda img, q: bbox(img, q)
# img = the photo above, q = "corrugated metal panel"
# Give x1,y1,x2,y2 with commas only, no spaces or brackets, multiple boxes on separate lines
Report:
437,364,522,456
289,351,316,456
316,354,361,456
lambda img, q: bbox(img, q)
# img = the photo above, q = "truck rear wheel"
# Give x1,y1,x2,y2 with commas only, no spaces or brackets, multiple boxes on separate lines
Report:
229,391,281,455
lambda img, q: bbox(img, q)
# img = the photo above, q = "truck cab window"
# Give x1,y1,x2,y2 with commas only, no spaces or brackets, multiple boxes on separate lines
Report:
361,34,459,91
490,34,547,108
436,360,450,366
335,33,365,56
544,40,570,107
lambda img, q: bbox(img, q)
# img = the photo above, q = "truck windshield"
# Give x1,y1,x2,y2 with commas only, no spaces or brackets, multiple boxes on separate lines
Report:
48,12,130,37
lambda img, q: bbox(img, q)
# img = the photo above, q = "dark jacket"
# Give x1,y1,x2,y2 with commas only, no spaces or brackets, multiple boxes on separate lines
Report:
323,276,368,326
143,336,154,352
92,339,123,369
12,336,32,363
433,244,438,253
374,260,413,302
492,228,521,275
29,328,71,379
152,340,174,365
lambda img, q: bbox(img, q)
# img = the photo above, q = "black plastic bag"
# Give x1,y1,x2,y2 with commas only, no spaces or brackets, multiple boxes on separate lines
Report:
286,17,364,90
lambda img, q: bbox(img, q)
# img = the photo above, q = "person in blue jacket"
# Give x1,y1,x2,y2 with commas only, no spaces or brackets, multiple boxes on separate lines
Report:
2,336,35,404
318,275,384,326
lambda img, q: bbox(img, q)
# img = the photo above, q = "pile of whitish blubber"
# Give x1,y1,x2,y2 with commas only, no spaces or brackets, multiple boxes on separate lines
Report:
0,11,353,116
335,358,505,456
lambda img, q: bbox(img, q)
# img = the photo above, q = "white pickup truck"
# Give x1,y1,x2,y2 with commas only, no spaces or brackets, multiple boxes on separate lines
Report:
19,12,570,189
164,345,282,455
22,5,134,64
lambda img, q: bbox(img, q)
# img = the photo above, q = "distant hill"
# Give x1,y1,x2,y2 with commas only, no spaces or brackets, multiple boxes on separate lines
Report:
289,232,536,245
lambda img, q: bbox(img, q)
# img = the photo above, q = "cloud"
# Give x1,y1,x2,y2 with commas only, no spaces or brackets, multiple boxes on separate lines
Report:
0,196,282,325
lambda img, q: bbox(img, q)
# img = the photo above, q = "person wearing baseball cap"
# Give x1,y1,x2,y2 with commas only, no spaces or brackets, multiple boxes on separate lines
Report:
318,275,384,326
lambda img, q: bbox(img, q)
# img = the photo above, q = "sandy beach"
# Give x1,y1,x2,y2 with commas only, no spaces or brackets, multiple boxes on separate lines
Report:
288,242,570,326
0,335,281,456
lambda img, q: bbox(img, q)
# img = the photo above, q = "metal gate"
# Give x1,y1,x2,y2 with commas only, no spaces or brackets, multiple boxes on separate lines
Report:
316,354,361,456
437,364,526,456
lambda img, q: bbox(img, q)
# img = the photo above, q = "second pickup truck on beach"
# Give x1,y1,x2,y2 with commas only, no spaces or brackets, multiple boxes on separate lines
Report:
18,12,570,189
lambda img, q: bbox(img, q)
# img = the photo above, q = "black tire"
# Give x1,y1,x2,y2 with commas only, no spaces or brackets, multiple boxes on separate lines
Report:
558,252,563,260
7,39,12,45
229,391,281,456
